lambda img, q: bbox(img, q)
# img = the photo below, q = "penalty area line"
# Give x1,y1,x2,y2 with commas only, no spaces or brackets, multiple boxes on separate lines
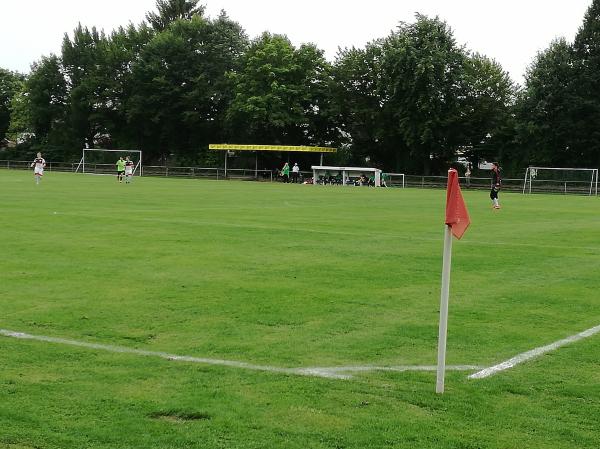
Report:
469,323,600,380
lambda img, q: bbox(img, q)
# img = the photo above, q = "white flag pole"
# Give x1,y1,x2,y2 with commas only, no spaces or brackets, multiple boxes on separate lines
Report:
436,224,453,394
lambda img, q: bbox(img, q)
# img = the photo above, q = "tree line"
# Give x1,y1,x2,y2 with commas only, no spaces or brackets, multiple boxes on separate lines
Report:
1,0,599,176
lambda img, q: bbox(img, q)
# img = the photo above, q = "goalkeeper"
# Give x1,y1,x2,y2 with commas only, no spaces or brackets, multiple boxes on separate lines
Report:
116,157,125,183
490,162,501,209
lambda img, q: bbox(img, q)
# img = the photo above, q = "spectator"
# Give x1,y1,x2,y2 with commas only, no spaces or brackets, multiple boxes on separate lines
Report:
465,163,472,187
291,163,300,183
281,162,290,183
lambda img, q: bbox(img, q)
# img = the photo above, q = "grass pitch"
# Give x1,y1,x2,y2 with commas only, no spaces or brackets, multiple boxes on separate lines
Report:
1,169,599,448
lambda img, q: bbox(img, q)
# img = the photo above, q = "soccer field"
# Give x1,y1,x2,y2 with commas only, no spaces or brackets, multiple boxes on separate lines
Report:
1,170,599,449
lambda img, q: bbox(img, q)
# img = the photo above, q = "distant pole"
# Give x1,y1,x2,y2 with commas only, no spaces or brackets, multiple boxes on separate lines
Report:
436,224,453,394
320,152,323,166
224,151,228,178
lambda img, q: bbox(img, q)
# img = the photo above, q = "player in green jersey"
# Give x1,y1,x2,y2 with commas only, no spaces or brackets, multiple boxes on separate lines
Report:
116,157,125,183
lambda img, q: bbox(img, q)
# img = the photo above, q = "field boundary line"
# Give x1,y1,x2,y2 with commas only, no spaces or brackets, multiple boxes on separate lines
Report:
469,323,600,379
1,329,478,380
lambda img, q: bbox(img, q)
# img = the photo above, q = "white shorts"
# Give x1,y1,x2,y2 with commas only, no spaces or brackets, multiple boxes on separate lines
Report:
34,167,44,176
125,169,133,176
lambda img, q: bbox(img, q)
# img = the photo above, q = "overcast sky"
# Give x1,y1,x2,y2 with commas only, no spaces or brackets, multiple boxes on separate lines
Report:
0,0,592,84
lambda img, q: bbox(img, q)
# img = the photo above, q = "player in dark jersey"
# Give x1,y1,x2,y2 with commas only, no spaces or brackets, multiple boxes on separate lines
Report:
490,162,501,209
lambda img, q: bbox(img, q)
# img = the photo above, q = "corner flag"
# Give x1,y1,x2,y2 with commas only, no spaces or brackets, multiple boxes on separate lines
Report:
445,169,470,239
436,168,470,394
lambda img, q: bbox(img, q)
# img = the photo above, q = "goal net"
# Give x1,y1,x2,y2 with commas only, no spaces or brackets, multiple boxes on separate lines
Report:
522,167,598,195
75,149,142,176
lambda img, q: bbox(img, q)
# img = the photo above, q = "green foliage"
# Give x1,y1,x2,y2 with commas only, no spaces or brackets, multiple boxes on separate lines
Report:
380,15,467,173
516,39,576,167
459,54,515,164
571,0,600,167
127,14,247,163
226,33,337,147
333,15,515,173
146,0,204,31
515,0,600,169
23,55,69,156
0,68,24,141
331,43,385,166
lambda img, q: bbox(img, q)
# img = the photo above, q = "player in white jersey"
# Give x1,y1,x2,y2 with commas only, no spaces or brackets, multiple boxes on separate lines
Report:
124,156,134,183
30,152,46,184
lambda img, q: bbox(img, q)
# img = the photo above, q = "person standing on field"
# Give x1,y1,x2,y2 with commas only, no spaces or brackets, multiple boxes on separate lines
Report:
30,152,46,185
490,162,501,209
124,156,134,183
291,163,300,183
281,162,290,183
116,157,125,183
465,163,472,187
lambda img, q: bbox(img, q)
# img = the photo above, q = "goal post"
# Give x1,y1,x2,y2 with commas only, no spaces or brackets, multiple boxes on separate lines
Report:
523,166,598,195
75,149,143,176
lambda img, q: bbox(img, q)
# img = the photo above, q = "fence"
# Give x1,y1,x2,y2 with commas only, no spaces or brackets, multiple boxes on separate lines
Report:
0,159,595,195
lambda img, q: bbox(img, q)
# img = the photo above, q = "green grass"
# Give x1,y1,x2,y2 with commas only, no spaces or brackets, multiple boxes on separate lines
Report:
1,169,599,449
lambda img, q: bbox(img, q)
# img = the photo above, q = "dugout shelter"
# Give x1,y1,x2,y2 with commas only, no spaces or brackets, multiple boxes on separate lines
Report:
209,144,337,179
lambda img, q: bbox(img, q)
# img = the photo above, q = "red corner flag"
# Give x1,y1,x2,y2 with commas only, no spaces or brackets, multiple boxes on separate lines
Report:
445,169,470,239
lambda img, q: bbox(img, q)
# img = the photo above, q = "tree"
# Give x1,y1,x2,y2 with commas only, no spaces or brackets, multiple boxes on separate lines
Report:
95,23,154,150
0,69,24,141
331,43,386,166
26,56,68,139
459,53,515,168
6,81,30,142
571,0,600,167
332,15,517,174
513,0,600,169
128,14,247,163
515,39,578,167
61,25,110,153
146,0,204,31
226,33,336,147
379,15,468,174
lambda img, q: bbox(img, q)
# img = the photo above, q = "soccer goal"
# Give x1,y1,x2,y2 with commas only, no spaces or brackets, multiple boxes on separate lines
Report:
522,166,598,195
75,149,143,176
386,173,405,188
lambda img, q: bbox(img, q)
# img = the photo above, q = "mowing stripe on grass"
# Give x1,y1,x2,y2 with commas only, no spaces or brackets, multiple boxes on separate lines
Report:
49,211,600,252
469,323,600,379
1,329,478,380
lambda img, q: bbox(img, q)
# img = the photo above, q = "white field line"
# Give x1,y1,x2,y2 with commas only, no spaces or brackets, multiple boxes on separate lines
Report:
307,364,481,373
0,329,348,380
1,329,479,380
469,323,600,379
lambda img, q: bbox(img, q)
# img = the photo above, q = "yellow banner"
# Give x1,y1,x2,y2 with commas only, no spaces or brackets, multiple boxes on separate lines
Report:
209,144,336,153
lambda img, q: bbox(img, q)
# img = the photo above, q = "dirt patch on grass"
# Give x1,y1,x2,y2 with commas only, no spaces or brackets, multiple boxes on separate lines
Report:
148,410,211,423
